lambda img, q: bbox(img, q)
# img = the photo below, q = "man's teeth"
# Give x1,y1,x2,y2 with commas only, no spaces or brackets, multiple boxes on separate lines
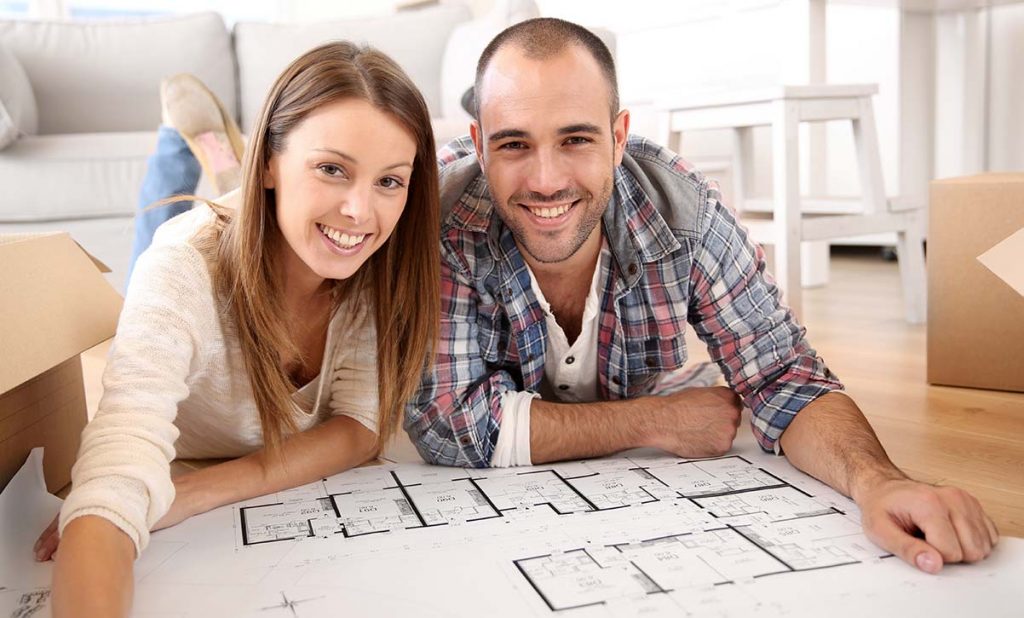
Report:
318,223,366,248
528,204,572,218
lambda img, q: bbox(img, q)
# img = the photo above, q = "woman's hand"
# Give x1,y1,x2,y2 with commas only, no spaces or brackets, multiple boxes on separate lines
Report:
34,474,200,562
33,514,60,562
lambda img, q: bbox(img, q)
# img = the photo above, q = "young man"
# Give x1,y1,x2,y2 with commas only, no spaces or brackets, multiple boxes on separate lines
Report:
407,18,997,574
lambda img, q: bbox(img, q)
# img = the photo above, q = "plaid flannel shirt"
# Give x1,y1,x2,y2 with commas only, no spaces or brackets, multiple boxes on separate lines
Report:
405,135,843,467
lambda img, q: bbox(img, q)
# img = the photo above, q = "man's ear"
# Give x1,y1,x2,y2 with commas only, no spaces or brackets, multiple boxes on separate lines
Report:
470,121,485,169
612,109,630,167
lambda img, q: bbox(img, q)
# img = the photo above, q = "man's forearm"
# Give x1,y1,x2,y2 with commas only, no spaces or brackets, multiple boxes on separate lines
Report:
530,398,652,464
530,386,742,464
779,391,906,502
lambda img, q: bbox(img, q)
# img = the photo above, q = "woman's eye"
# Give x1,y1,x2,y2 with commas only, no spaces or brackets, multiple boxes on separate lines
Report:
318,164,344,177
379,176,406,190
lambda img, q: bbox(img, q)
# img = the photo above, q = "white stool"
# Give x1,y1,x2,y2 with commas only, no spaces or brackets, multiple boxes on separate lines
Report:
658,84,927,324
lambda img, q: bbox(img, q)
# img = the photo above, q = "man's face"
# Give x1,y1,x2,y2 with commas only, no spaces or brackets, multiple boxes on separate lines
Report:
472,44,628,264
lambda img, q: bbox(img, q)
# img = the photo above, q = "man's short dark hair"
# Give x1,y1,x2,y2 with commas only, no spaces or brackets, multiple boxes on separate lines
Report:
473,17,619,120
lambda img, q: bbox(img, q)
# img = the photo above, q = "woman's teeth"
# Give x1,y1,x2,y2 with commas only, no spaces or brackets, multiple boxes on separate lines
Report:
318,223,365,248
528,203,572,218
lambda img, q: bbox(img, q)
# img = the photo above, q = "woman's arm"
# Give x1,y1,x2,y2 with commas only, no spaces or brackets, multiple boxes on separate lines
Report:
52,516,135,618
158,415,377,528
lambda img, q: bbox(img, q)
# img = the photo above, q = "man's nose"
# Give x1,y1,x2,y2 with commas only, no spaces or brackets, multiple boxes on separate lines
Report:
524,149,571,198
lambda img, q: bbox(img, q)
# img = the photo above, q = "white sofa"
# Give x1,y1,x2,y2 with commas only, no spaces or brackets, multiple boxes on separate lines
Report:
0,2,540,291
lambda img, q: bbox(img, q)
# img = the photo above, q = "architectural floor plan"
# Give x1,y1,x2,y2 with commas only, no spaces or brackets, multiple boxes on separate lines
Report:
3,438,1023,617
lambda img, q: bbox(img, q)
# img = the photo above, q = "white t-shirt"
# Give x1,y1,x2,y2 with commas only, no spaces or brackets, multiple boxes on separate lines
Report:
491,244,610,467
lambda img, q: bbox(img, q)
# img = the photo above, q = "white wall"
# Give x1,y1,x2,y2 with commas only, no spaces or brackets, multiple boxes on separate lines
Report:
531,1,900,203
987,4,1024,172
537,1,1023,202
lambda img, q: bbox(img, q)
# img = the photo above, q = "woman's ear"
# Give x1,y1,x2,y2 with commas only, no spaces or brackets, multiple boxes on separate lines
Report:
263,158,277,189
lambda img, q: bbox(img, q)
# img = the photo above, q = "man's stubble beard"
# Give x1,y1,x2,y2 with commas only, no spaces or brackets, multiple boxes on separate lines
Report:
488,173,614,265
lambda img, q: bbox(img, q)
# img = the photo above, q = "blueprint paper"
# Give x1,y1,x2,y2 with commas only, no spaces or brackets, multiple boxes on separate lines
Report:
3,436,1024,617
0,448,57,615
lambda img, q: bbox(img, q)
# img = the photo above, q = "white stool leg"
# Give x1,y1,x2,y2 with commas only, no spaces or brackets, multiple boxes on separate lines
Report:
852,97,887,216
896,212,928,324
772,100,803,319
732,126,753,210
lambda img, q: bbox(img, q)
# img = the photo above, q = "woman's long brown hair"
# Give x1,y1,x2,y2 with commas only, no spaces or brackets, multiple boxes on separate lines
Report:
195,41,440,456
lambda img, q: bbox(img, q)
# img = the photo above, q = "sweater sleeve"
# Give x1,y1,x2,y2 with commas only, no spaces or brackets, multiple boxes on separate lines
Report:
59,241,215,556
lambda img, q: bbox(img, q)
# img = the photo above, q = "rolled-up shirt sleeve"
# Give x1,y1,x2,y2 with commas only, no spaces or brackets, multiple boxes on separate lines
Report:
687,197,844,452
405,253,522,467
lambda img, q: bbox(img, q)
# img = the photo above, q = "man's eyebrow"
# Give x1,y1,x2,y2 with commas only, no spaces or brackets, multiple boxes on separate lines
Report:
488,129,529,143
558,123,602,135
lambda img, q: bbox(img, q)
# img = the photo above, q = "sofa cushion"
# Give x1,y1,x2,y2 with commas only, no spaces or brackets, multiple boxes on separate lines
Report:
0,41,37,149
0,12,235,135
439,0,539,120
233,4,471,131
0,131,157,221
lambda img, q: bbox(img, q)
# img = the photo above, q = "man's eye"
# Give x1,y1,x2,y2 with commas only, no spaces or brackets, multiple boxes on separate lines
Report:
565,136,592,145
498,141,526,150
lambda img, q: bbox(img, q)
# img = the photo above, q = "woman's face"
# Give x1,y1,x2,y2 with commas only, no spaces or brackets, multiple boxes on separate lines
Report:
266,98,416,284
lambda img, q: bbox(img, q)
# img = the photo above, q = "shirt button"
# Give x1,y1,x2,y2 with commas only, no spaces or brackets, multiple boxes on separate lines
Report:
611,376,621,386
565,356,575,365
628,263,638,276
459,436,472,445
558,384,570,391
645,357,656,368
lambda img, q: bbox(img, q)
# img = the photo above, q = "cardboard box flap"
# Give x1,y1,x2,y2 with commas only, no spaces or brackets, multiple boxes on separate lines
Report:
0,233,123,394
0,233,113,274
977,227,1024,298
931,173,1024,186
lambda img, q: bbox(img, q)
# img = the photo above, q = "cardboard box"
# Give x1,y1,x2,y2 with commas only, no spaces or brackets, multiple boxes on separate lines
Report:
928,173,1024,393
1,233,122,493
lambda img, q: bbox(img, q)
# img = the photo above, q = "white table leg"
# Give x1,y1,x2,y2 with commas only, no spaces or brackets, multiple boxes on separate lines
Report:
898,10,936,216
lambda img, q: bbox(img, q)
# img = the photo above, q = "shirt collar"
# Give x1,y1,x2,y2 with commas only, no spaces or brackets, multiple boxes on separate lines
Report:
443,148,682,289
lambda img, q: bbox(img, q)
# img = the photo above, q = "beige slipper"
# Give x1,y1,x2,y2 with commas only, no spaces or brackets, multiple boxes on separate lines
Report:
160,73,246,195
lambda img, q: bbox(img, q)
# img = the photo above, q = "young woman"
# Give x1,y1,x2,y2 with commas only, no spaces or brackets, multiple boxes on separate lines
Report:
38,41,440,617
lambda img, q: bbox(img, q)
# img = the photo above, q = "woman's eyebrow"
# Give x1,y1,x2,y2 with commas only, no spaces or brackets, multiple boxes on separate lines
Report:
314,148,411,171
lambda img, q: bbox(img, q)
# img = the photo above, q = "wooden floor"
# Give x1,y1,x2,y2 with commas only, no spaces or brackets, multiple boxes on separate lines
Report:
796,250,1024,537
80,251,1024,536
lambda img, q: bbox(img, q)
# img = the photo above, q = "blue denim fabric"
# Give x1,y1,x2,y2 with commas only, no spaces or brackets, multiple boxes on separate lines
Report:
126,126,200,286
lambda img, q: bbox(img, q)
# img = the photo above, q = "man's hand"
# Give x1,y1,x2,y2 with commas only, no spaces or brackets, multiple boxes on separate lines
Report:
856,477,999,573
643,386,742,458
